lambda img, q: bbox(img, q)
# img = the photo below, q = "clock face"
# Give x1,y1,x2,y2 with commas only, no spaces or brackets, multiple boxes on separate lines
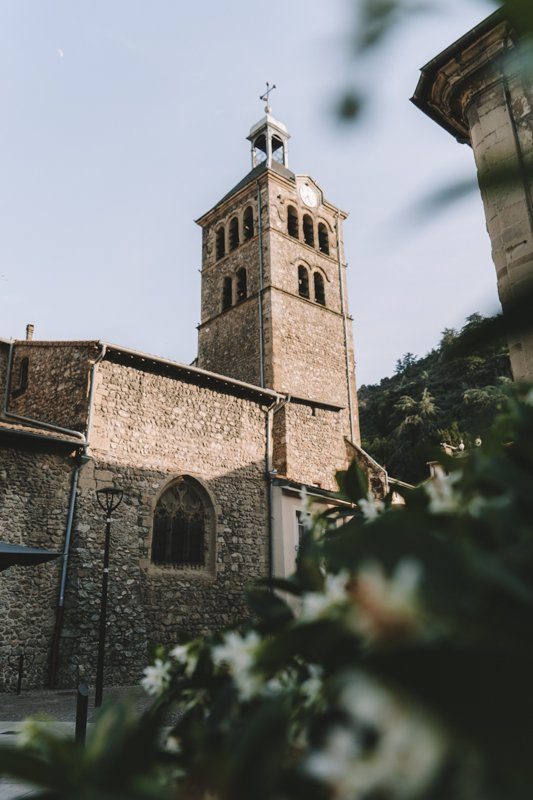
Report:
299,184,318,208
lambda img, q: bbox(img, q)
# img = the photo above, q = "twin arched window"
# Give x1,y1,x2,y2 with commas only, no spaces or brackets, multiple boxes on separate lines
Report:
216,227,225,261
287,208,331,257
229,217,239,251
298,265,326,306
215,207,255,261
222,268,247,310
287,206,299,239
151,478,213,569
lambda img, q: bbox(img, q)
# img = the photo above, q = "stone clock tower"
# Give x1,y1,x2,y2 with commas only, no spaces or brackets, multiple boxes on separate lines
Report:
196,100,360,443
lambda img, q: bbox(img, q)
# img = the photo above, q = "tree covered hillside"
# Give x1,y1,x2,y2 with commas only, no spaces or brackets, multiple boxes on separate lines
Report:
359,314,513,484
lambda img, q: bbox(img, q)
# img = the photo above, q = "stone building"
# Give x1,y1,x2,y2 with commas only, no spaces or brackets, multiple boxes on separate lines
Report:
412,8,533,380
0,107,379,691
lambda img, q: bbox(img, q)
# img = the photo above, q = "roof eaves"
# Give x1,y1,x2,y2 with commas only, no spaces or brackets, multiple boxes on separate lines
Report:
195,161,296,226
101,342,283,403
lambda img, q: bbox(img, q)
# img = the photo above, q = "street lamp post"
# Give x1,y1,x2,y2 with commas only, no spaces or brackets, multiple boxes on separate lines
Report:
94,486,123,708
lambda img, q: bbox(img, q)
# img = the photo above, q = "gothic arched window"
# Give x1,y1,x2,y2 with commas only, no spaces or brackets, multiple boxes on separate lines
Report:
318,223,330,255
314,272,326,306
287,206,299,239
222,276,233,310
151,478,212,568
243,206,254,240
236,267,247,302
303,215,315,248
216,227,225,260
229,217,240,251
298,265,310,299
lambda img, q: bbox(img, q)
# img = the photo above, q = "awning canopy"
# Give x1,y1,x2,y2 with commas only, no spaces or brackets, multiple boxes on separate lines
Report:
0,541,61,572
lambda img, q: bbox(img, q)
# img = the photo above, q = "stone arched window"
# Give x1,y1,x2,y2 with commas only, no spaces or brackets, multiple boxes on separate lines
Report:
243,206,254,240
216,227,225,260
298,264,310,299
287,205,299,239
222,276,233,310
151,477,214,569
229,217,240,251
303,214,315,248
236,267,247,302
314,271,326,306
318,222,330,255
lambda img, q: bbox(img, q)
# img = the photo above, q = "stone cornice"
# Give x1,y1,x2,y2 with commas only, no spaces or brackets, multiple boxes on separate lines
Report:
412,11,516,144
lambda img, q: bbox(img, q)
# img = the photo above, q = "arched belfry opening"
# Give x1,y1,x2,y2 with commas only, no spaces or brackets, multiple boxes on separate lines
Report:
247,87,290,169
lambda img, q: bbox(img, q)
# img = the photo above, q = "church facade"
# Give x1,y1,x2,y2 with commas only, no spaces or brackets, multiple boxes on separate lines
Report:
0,108,382,691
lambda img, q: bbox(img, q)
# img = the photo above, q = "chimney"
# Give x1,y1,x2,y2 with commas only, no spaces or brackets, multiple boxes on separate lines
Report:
25,324,34,341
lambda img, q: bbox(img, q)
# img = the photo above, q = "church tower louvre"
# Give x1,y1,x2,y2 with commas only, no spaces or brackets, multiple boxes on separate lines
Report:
196,91,360,443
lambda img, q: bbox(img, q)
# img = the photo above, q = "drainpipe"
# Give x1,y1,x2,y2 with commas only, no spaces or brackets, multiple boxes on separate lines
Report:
48,454,84,688
265,396,289,582
48,343,107,687
336,214,356,442
257,182,266,388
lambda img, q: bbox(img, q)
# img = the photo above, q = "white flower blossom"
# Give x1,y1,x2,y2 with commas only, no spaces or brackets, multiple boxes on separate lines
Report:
170,643,198,677
300,664,324,706
358,492,385,521
141,658,172,697
306,672,447,799
300,570,351,622
350,559,423,643
212,630,263,700
298,486,313,532
425,467,461,514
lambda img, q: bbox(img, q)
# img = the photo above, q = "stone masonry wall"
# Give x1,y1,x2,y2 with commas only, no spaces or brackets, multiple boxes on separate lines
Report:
6,342,96,432
54,356,271,687
198,297,262,387
273,403,351,492
467,54,533,380
0,442,73,691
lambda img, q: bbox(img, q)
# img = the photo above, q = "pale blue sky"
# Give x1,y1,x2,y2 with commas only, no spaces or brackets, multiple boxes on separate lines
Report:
0,0,498,385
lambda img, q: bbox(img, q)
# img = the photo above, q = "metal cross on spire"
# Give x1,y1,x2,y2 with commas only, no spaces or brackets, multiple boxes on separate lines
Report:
260,81,276,113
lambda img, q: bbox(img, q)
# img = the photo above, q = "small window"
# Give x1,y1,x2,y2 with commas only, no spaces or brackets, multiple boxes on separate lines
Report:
318,223,330,255
271,135,285,164
229,217,239,251
253,134,267,166
298,265,310,299
287,206,299,239
314,272,326,306
303,215,315,247
151,479,210,568
222,276,233,310
216,227,225,260
11,357,29,399
243,206,254,240
236,268,247,302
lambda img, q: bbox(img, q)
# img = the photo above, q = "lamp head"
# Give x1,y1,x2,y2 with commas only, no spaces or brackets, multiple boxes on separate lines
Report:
96,486,124,515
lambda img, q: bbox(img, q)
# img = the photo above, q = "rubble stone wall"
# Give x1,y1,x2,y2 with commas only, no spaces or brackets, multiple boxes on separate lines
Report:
0,443,72,691
5,342,95,433
53,356,271,687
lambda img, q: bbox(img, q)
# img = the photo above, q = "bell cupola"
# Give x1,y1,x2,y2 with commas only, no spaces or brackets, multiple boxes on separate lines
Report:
247,83,290,169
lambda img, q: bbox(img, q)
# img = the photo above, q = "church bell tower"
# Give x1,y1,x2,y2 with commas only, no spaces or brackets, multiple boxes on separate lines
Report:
196,90,360,443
